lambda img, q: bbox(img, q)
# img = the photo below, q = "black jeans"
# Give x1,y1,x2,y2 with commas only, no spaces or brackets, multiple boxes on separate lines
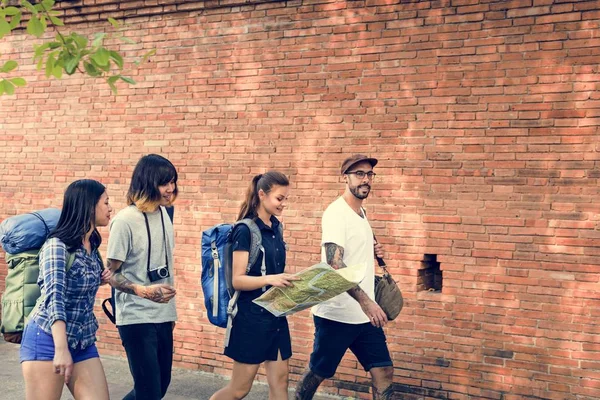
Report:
118,322,174,400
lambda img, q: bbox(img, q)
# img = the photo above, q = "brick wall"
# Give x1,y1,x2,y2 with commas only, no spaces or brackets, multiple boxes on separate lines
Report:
1,0,599,398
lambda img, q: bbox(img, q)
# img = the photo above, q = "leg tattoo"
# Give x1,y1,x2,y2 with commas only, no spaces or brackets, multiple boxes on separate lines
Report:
294,370,325,400
372,384,394,400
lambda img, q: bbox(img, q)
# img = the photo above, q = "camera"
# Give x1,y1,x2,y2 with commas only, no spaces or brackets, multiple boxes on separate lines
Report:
148,265,170,282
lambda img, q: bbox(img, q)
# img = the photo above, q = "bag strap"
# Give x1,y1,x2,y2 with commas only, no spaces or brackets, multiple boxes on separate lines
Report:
373,233,389,271
236,219,262,271
366,205,389,275
29,248,77,322
65,251,76,272
225,218,269,346
102,287,116,325
29,212,51,237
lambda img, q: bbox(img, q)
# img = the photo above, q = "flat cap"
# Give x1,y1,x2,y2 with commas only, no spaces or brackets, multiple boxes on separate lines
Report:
340,154,378,175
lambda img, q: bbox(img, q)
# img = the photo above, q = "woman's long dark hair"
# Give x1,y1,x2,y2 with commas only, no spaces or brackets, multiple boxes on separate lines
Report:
127,154,178,212
237,171,289,221
50,179,106,251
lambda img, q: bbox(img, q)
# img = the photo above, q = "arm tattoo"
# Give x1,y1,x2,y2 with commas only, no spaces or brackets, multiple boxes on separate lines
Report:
324,243,368,303
294,370,324,400
109,272,137,296
145,287,167,302
324,243,347,270
348,285,368,303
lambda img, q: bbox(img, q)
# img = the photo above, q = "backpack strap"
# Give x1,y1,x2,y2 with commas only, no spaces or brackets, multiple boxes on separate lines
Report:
65,251,76,272
236,219,262,272
210,238,221,318
29,248,77,323
224,219,265,347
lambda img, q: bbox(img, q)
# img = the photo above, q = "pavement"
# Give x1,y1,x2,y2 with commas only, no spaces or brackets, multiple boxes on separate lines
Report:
0,337,338,400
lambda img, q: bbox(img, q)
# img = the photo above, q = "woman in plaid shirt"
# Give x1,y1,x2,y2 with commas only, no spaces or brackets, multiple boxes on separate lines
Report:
20,179,113,400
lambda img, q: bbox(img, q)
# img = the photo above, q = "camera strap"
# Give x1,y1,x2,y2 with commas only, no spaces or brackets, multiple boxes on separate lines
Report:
143,208,169,273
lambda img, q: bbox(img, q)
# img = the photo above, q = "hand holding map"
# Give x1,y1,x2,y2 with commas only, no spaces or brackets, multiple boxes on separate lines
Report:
252,262,365,317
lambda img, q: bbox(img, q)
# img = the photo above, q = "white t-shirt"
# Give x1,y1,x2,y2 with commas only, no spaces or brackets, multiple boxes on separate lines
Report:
312,197,375,324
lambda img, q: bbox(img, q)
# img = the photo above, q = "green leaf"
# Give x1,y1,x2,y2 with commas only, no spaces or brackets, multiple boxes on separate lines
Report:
108,80,117,94
8,13,21,30
108,76,119,94
36,57,43,71
107,17,119,29
141,49,156,63
0,60,17,73
34,43,50,59
41,0,55,10
45,53,55,78
94,58,110,72
91,47,109,67
27,16,44,37
92,32,106,47
0,81,4,96
10,77,26,87
0,16,10,39
21,1,37,14
63,54,79,74
118,35,136,45
109,50,123,69
83,61,100,77
119,76,135,85
72,34,87,49
49,15,63,26
2,79,15,95
4,6,20,16
52,64,62,79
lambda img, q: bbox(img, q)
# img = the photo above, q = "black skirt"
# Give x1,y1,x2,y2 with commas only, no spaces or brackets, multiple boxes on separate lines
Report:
224,301,292,364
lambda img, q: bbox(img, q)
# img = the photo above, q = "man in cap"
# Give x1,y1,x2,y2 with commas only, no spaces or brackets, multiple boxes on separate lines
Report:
295,154,394,399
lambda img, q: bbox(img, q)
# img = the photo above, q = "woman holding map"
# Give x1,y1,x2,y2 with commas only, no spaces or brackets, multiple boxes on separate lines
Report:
210,171,299,400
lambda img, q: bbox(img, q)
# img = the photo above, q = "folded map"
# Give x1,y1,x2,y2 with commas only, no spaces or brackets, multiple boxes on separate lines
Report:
252,262,365,317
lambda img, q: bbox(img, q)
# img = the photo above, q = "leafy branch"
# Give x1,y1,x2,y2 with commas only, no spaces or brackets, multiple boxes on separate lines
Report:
0,0,155,95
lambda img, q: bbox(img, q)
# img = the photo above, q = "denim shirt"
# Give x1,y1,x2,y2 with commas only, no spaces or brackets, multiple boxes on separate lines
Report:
30,237,102,350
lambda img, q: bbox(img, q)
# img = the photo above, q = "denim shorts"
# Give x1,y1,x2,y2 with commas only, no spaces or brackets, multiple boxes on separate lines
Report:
309,316,393,379
20,321,99,364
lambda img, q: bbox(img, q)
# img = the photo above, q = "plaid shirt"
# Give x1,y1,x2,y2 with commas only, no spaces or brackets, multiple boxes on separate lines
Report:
30,237,102,350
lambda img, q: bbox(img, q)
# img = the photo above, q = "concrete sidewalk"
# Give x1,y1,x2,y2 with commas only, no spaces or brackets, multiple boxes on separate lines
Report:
0,337,337,400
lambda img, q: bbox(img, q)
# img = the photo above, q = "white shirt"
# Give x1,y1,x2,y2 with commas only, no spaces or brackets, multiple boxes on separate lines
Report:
312,196,375,324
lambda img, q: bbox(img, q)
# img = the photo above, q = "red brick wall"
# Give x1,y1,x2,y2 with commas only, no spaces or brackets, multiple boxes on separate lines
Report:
1,0,599,398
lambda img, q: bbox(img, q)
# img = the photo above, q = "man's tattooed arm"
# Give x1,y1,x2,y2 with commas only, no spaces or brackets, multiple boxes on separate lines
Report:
323,242,370,305
107,259,176,303
107,259,138,296
324,242,348,270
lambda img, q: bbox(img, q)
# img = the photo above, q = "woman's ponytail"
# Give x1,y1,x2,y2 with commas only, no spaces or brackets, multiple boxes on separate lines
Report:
236,171,289,221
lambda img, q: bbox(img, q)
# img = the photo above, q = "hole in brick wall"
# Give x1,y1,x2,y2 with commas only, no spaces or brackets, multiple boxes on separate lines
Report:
417,254,442,292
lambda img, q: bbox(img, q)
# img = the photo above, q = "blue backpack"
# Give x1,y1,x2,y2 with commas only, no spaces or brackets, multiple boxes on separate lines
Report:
201,219,282,346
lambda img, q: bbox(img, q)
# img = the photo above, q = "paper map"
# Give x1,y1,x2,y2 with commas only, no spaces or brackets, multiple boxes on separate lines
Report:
252,262,365,317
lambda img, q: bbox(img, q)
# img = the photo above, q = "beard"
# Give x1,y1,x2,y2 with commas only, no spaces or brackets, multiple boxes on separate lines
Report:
350,183,371,199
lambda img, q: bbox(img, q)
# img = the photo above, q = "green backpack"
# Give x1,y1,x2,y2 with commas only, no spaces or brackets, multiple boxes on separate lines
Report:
1,249,75,344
